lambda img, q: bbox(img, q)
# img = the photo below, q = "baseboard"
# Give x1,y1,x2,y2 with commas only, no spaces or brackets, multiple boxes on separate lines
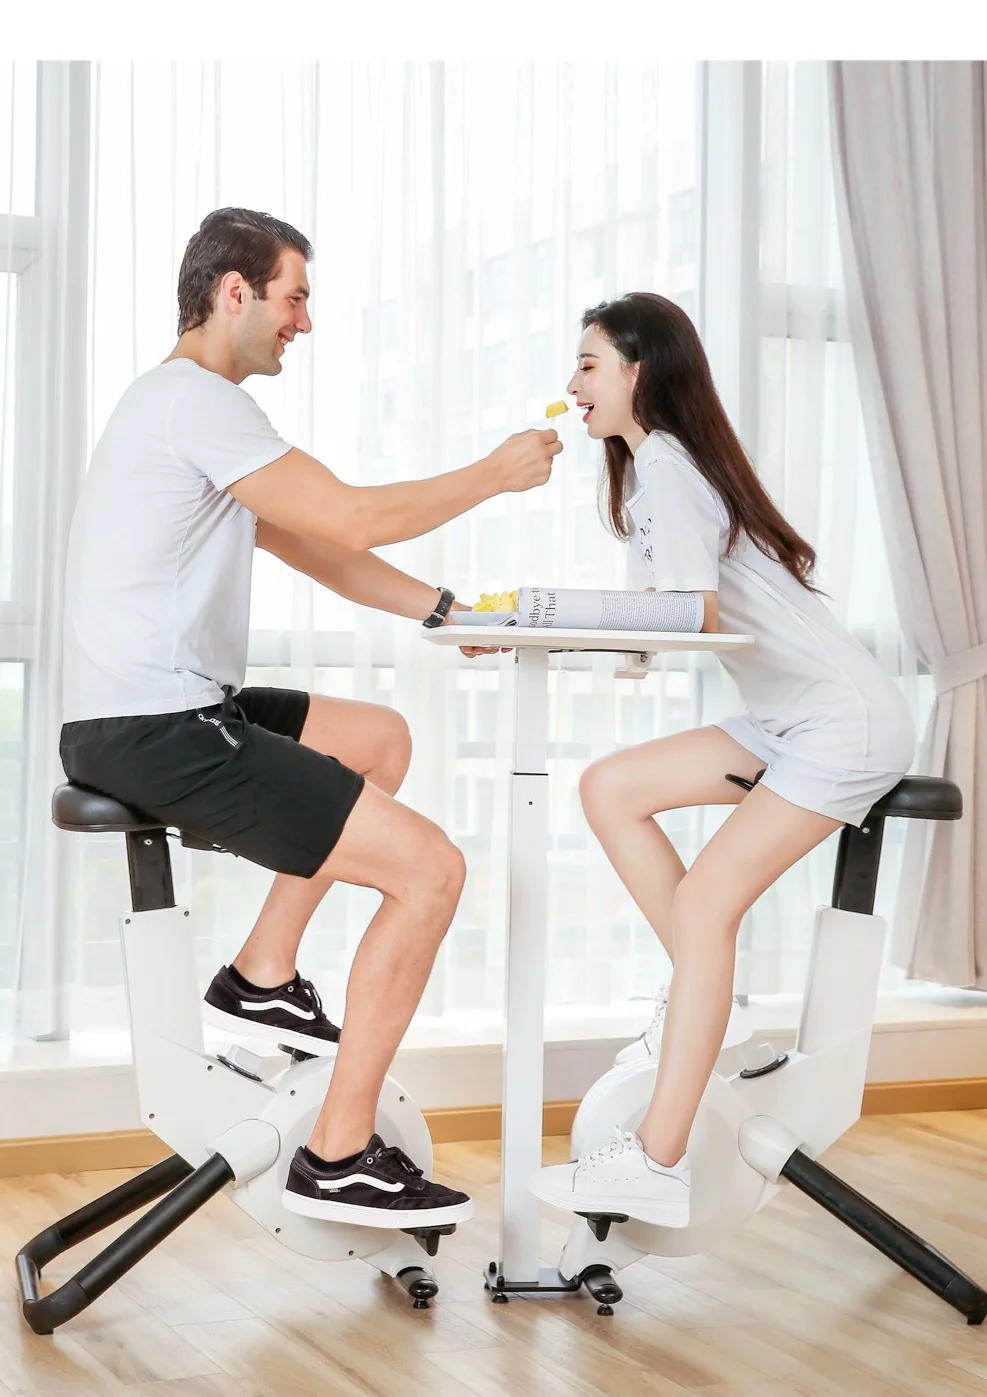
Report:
0,1128,171,1179
423,1100,580,1144
0,1104,582,1176
2,1080,985,1178
861,1077,987,1115
427,1079,987,1142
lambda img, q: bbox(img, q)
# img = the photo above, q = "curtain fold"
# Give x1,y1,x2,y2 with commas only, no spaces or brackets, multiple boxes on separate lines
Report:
829,61,987,988
4,63,91,1040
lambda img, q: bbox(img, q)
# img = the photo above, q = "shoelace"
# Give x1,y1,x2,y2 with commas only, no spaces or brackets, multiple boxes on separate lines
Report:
291,975,325,1019
578,1128,640,1170
378,1144,424,1176
373,1143,426,1188
641,984,670,1046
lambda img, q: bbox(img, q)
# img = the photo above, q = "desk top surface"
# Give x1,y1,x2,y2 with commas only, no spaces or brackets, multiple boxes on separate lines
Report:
423,626,754,653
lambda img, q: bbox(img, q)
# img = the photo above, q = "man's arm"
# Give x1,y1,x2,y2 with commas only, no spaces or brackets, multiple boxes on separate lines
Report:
256,520,457,621
230,432,560,553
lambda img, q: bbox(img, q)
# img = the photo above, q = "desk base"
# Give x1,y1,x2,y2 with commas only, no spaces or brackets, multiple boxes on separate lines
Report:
483,1261,624,1316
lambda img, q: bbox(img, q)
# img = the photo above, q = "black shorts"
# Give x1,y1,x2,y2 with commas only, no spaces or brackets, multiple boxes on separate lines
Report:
59,687,366,878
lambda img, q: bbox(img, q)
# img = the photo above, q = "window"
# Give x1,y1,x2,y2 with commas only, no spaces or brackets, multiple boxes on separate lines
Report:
0,662,25,996
574,505,601,569
530,240,553,306
0,275,19,603
0,63,37,217
668,187,696,267
458,347,475,414
482,253,510,317
0,60,42,616
480,342,508,411
527,329,554,402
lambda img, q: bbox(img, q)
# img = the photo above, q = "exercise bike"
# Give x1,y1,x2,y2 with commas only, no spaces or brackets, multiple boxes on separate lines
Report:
532,774,987,1325
16,783,454,1335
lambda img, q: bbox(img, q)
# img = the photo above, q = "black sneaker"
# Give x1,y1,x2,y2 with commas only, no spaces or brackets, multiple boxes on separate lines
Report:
203,965,341,1056
282,1134,474,1228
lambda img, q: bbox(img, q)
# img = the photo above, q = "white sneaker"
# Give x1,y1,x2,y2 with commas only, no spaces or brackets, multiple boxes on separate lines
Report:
614,986,752,1066
530,1129,690,1227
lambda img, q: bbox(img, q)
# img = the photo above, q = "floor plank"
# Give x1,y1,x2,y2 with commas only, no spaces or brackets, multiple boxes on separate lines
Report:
0,1112,985,1396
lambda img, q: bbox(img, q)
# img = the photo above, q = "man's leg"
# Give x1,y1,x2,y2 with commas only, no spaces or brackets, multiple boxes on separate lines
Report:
287,779,465,1162
232,696,411,987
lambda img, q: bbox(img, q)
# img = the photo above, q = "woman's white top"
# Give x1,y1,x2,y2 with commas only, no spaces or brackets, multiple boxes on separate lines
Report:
625,430,914,774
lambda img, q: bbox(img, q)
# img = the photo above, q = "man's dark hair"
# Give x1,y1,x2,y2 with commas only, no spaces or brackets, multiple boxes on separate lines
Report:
176,207,313,333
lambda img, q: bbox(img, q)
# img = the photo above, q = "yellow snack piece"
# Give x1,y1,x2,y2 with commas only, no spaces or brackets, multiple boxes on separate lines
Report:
545,400,569,419
473,590,519,613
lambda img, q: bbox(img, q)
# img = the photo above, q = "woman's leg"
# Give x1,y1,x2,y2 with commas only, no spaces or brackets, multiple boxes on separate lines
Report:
635,785,842,1166
578,725,765,961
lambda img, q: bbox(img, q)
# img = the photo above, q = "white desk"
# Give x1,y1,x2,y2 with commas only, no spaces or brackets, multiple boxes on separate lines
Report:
424,626,753,1296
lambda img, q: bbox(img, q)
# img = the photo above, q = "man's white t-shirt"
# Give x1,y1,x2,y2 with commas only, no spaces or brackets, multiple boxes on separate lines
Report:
62,359,290,722
624,430,914,773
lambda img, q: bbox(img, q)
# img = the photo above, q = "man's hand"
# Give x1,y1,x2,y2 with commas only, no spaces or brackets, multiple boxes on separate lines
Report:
443,600,512,659
485,429,562,494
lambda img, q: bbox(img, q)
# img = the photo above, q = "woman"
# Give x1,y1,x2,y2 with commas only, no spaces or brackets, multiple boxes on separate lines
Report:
529,292,915,1227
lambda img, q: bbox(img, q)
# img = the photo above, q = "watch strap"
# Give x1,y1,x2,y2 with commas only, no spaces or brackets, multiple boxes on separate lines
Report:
423,586,456,628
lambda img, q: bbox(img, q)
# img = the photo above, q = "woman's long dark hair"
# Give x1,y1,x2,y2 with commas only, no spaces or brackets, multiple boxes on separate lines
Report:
584,292,819,592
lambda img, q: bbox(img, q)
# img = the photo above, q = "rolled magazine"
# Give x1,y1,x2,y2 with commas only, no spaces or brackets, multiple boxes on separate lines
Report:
513,587,703,632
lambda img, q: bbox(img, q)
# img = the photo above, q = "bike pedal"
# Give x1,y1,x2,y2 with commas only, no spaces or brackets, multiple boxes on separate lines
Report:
576,1212,629,1243
401,1224,457,1257
277,1043,319,1063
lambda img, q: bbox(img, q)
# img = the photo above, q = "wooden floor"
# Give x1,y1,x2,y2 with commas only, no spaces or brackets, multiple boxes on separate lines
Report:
2,1114,987,1396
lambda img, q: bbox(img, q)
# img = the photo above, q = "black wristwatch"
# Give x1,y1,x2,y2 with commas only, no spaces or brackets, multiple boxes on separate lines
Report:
422,586,456,628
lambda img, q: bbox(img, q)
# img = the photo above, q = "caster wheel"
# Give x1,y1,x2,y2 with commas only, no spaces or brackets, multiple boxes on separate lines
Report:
485,1261,509,1303
396,1267,438,1308
580,1266,623,1313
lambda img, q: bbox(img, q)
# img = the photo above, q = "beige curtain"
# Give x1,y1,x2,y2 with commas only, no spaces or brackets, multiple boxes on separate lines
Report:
830,61,987,987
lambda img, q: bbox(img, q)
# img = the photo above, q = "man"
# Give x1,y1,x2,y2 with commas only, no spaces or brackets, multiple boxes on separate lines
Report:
60,207,561,1229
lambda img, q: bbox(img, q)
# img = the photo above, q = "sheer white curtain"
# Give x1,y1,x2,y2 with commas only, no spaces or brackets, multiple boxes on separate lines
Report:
1,59,928,1045
702,62,932,994
2,62,92,1042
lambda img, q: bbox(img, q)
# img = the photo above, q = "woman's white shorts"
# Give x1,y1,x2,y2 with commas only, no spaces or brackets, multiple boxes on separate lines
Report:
715,712,909,828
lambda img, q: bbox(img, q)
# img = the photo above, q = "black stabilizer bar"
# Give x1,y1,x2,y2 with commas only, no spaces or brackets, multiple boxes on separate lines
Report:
17,1152,232,1334
781,1148,987,1325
